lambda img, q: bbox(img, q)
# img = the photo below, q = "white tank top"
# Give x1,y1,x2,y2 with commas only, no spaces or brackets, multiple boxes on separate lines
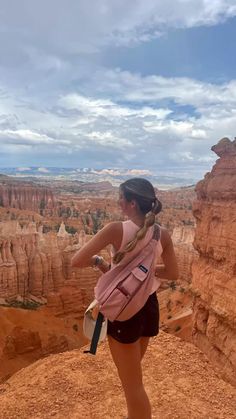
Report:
111,220,163,293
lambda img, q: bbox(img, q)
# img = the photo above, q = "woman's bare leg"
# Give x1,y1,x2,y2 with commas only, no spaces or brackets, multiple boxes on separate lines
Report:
140,336,150,360
108,335,152,419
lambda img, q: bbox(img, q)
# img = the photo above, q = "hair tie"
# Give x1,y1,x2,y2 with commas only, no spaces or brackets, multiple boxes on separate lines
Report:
151,198,157,211
152,197,162,214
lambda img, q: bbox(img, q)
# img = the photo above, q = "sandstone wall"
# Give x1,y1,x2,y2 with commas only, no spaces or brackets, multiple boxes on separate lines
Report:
0,181,55,215
0,219,198,311
172,226,198,283
191,137,236,386
0,222,103,315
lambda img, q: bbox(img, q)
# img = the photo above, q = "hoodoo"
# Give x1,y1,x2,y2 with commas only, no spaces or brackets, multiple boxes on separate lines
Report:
192,137,236,386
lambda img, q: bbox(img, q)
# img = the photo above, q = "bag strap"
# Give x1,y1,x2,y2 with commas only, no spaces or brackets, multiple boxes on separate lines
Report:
83,312,104,355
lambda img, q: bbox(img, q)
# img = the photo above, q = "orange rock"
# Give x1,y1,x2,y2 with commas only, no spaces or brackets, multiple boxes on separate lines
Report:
0,180,56,215
192,137,236,386
172,226,199,283
3,326,42,358
0,221,101,303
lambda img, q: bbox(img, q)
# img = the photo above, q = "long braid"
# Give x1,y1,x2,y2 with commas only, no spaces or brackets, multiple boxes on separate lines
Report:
113,198,161,264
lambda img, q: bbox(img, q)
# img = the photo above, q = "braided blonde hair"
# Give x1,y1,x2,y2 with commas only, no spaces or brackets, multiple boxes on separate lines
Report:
113,179,162,264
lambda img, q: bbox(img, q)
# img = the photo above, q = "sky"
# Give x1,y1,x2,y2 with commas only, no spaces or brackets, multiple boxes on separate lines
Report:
0,0,236,181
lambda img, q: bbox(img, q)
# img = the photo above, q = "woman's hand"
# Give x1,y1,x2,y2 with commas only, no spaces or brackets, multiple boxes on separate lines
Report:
91,255,100,267
91,255,111,273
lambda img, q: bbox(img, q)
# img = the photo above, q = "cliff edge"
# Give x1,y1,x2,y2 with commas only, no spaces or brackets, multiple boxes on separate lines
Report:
0,332,235,419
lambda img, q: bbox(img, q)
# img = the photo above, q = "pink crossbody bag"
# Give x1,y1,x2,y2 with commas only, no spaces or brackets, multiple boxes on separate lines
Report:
84,224,160,355
94,223,160,322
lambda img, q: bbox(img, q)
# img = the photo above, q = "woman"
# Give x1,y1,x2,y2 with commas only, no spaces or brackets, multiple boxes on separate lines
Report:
71,178,178,419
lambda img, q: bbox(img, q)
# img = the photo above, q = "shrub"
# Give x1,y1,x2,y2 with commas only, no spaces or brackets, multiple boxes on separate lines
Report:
9,300,41,310
65,225,77,234
175,325,181,332
73,324,79,332
169,281,176,291
43,225,53,233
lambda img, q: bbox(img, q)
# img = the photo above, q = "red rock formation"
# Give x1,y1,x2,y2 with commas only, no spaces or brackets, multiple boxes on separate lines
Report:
158,186,196,210
0,221,104,318
191,137,236,386
0,305,87,382
0,222,74,298
1,217,199,320
46,286,84,318
0,179,56,215
158,284,193,342
172,226,199,283
3,326,42,359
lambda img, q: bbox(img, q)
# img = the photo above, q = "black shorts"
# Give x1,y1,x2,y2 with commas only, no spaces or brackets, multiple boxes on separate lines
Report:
107,292,159,344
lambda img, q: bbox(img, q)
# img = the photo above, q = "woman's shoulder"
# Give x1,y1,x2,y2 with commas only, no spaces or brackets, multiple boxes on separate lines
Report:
104,220,135,233
105,220,138,251
94,221,123,239
101,221,123,249
104,221,122,232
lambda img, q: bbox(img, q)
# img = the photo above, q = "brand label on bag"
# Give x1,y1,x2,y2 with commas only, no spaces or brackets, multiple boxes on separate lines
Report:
138,264,148,274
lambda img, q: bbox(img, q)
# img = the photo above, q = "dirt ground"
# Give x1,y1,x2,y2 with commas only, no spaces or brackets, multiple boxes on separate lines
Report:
0,331,235,419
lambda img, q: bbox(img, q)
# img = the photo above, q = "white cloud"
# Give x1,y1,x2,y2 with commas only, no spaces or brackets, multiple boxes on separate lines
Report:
0,50,235,177
59,93,171,119
143,119,208,140
197,155,216,163
1,0,236,60
171,151,194,161
86,131,132,149
87,69,236,109
0,2,235,180
0,129,70,146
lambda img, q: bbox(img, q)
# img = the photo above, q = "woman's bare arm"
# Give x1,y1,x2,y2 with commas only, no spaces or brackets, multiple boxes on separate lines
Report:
71,221,122,269
155,228,179,280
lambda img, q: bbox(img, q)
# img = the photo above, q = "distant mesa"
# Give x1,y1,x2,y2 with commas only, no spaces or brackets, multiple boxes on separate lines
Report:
0,167,197,188
37,167,50,173
16,167,31,172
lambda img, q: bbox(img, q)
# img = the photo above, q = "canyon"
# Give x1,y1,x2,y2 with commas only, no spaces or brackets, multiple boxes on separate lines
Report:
0,178,196,382
0,138,235,416
0,174,195,234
